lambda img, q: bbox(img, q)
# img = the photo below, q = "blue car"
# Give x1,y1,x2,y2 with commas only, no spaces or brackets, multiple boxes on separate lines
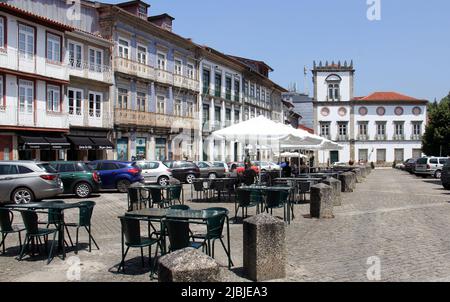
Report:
89,160,143,193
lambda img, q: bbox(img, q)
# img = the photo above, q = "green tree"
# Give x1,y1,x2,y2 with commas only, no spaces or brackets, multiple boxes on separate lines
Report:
422,93,450,156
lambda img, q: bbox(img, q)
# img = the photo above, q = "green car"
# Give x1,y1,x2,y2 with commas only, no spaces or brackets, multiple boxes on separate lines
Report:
49,161,101,198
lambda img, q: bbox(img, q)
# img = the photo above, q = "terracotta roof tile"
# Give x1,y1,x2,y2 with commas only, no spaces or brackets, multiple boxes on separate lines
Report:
354,92,424,102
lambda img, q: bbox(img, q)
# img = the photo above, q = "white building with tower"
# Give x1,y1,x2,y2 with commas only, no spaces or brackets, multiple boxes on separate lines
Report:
312,61,427,166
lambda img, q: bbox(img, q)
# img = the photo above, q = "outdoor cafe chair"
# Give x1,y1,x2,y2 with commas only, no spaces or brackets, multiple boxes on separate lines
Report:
265,190,290,222
117,216,161,273
149,188,167,208
0,208,25,255
18,210,59,264
192,207,234,268
65,201,99,254
192,180,207,201
127,187,148,211
299,181,311,201
167,185,183,205
163,218,204,252
235,189,259,222
38,200,73,248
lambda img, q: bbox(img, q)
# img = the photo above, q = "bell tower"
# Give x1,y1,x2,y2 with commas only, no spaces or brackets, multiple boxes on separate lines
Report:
312,60,355,102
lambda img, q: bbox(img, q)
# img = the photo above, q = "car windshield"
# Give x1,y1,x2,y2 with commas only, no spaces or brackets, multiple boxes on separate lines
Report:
163,161,174,168
37,163,57,173
416,158,428,164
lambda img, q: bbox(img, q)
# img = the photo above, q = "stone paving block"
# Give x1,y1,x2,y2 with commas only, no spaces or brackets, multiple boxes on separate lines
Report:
323,177,342,206
158,247,220,282
243,213,285,281
310,183,334,218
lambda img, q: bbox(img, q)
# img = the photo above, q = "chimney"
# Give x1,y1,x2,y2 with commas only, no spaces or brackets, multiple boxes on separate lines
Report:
148,13,175,32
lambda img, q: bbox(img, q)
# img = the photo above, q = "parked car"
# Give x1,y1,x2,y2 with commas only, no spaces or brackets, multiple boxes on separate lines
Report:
404,158,417,173
227,162,260,174
48,161,101,198
135,161,172,186
89,160,143,193
0,161,63,204
441,160,450,190
211,161,229,173
163,161,200,184
254,161,281,172
415,157,449,178
194,161,226,179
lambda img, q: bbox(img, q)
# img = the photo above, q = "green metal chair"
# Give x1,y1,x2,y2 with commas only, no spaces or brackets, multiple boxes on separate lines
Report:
192,208,234,268
150,188,165,208
163,219,204,252
127,187,147,211
0,208,25,254
65,201,99,254
19,210,59,264
265,190,290,222
167,185,182,205
117,216,161,273
234,189,259,221
39,201,73,247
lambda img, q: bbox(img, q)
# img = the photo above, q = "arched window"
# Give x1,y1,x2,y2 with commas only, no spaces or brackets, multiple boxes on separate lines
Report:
326,74,341,101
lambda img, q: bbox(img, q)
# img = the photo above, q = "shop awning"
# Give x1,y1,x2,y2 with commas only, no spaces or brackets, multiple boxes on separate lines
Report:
20,136,50,150
90,137,114,150
45,137,70,150
67,136,95,150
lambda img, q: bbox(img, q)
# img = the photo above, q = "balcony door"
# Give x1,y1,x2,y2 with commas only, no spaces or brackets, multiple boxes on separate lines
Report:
18,24,35,72
18,79,34,126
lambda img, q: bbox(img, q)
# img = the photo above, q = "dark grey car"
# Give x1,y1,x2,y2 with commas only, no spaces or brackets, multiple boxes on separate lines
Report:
0,161,64,204
194,161,226,179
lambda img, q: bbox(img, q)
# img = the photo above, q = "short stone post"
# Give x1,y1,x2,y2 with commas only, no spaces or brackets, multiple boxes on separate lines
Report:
158,248,220,282
352,168,363,183
323,177,342,206
310,183,334,218
339,172,356,192
243,213,285,281
359,166,367,178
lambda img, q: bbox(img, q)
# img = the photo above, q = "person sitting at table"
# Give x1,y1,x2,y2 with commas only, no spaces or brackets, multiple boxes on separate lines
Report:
243,164,256,185
282,161,292,177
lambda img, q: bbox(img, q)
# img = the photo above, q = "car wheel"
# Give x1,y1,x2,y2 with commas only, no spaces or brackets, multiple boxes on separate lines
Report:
208,173,217,179
74,182,92,198
117,179,131,193
12,187,34,204
434,170,442,179
158,176,169,186
185,173,196,184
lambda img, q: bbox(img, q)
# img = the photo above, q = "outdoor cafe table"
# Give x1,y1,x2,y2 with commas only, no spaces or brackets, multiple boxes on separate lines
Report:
130,183,184,206
191,178,237,202
125,208,233,267
237,185,294,224
4,200,82,260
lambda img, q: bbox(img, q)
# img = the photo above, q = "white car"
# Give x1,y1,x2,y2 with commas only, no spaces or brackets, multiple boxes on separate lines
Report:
255,161,281,172
135,161,173,185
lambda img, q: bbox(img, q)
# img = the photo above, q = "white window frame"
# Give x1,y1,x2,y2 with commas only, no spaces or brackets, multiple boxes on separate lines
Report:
187,102,194,118
174,58,183,75
68,40,83,69
0,17,5,49
137,44,147,65
46,32,61,62
413,122,422,136
118,88,128,109
174,99,182,116
118,38,130,59
320,122,330,137
18,79,33,113
88,46,103,72
47,84,61,112
187,63,194,79
376,122,386,136
18,24,34,60
157,52,166,70
395,122,404,136
338,122,347,136
88,91,102,118
137,91,146,112
156,95,165,114
68,87,83,116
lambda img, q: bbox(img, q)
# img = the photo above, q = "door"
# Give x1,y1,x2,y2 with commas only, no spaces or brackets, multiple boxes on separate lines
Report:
330,151,339,164
376,149,386,164
98,162,118,188
358,149,368,163
394,149,404,163
56,163,77,193
196,161,209,178
0,164,18,202
412,149,422,159
0,135,12,160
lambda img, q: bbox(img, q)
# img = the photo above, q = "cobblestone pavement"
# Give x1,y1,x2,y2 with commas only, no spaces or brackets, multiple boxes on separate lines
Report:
1,168,449,282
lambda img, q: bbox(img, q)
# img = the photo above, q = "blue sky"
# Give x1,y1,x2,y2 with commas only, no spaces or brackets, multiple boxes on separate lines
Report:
106,0,450,101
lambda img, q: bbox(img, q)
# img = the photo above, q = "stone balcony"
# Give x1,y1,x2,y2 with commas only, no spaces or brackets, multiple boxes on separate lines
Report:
69,59,113,84
114,56,156,81
114,108,198,130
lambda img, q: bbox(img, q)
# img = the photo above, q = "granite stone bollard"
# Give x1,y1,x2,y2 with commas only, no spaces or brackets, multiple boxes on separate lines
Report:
359,166,367,178
243,213,285,281
310,183,334,218
339,172,356,192
323,177,342,206
352,168,363,183
158,247,220,282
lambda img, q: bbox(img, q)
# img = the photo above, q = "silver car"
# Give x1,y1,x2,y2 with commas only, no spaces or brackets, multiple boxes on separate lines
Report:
194,161,226,179
135,161,173,186
415,157,449,178
0,161,64,204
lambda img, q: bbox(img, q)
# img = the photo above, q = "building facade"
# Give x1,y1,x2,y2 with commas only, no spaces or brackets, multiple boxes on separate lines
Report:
282,91,314,130
313,61,427,165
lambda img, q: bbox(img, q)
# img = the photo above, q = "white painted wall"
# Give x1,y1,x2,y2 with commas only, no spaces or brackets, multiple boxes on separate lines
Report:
315,71,352,102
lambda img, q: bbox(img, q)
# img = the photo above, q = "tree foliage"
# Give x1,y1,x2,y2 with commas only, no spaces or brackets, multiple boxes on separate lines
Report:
422,93,450,156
